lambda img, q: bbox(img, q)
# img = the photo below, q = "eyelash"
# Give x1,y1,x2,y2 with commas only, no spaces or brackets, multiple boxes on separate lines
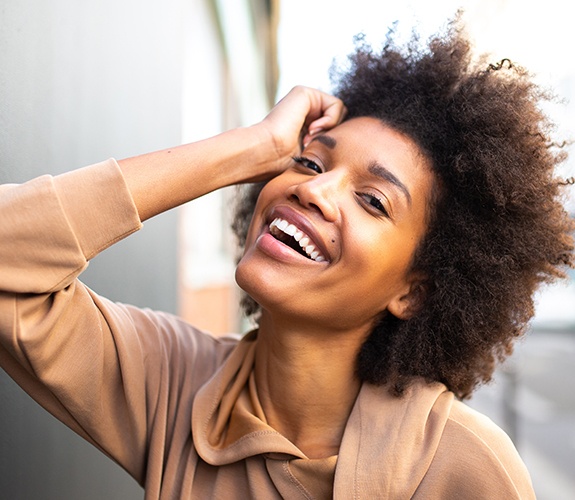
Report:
357,192,389,217
292,156,322,173
291,156,390,217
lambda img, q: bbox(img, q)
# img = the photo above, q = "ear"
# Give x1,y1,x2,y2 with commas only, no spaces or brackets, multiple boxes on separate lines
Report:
387,276,428,320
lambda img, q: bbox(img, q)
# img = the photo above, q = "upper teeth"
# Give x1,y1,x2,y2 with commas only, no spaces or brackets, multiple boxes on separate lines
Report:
269,218,327,262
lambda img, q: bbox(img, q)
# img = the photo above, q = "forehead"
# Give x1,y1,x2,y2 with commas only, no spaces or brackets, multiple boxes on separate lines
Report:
311,117,432,186
313,117,427,163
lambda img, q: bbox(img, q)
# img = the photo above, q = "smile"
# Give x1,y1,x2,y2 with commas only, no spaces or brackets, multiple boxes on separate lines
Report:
269,218,327,262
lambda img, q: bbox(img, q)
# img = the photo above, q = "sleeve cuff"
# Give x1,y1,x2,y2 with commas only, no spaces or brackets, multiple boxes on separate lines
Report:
54,158,143,261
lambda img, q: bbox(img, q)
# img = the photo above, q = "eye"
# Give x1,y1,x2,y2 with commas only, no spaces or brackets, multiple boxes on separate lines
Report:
357,192,390,217
292,156,322,174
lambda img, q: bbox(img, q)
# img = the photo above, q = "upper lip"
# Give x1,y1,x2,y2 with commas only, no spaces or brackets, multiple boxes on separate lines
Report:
266,205,333,262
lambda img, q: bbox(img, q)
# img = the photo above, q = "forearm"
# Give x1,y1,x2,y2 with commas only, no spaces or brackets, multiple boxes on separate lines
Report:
118,125,277,221
118,86,347,222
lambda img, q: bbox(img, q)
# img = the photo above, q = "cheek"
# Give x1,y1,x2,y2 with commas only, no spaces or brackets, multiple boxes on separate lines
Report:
343,229,414,288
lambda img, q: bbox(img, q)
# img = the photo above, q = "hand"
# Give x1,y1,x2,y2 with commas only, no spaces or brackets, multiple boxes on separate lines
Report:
257,86,347,171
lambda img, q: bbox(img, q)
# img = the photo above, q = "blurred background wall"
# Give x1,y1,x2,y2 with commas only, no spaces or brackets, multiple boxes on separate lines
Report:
0,0,277,497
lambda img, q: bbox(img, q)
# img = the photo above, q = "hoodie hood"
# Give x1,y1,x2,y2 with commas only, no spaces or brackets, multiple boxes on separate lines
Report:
191,331,454,498
192,331,306,464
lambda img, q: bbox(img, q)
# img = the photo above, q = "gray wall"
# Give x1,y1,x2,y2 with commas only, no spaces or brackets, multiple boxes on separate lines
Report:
1,0,185,497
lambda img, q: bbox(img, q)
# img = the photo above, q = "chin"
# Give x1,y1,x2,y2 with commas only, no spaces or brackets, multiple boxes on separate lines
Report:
234,256,289,317
234,256,265,306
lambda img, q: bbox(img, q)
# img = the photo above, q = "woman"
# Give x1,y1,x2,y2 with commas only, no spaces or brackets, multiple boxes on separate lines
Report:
1,21,573,499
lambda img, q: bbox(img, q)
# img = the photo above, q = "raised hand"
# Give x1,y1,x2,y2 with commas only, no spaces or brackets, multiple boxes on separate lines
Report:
256,86,347,172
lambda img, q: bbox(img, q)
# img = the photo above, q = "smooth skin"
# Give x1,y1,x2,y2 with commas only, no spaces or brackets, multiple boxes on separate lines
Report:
118,87,435,459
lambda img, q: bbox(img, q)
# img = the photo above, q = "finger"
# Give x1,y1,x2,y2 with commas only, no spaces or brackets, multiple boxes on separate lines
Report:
307,99,347,136
302,101,347,147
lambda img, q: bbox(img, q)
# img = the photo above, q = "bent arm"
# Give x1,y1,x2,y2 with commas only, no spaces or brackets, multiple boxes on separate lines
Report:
0,86,346,482
118,86,346,221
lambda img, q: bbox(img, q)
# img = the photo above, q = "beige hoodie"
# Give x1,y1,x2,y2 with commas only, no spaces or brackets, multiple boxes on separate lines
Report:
0,160,535,499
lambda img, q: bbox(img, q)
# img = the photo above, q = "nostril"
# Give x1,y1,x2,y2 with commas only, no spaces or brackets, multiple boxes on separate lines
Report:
291,193,322,215
288,180,339,222
308,202,322,214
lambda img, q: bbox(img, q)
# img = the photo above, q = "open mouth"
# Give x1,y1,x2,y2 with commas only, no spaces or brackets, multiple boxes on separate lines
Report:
269,218,326,262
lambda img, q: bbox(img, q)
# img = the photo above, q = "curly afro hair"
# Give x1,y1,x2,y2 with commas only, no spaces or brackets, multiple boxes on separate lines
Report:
232,18,575,399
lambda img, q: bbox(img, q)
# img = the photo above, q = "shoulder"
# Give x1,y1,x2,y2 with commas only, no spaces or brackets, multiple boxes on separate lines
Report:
417,399,536,499
446,400,518,457
93,294,241,387
124,303,240,365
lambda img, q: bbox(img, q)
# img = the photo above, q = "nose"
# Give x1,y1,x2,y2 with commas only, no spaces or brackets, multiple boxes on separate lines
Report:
287,170,343,222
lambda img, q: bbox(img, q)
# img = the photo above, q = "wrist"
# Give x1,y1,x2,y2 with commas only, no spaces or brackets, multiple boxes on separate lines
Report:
239,123,289,181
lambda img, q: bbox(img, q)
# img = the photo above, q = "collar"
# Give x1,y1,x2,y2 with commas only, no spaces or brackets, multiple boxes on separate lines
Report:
191,331,454,498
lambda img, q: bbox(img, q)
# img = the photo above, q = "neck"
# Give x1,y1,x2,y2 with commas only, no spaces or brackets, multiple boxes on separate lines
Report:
254,311,366,459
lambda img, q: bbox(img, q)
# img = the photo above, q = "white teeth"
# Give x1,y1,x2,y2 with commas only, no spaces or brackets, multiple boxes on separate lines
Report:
268,217,327,262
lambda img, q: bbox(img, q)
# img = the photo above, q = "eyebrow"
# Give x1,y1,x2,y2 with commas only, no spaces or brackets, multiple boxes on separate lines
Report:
368,162,412,206
310,134,337,149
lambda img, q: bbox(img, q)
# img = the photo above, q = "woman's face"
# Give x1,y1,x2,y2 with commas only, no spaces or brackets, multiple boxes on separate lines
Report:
236,117,435,334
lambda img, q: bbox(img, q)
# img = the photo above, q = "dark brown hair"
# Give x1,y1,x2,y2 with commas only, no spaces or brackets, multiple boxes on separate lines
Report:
233,18,575,399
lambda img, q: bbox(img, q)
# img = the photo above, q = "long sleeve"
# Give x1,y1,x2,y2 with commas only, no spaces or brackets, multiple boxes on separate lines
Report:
0,159,141,293
0,160,237,486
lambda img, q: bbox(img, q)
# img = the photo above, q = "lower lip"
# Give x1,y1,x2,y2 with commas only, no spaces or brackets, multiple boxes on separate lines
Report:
256,232,318,264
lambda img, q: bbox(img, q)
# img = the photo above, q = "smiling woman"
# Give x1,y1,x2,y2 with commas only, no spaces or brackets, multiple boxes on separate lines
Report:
236,118,434,338
1,15,573,500
235,21,575,403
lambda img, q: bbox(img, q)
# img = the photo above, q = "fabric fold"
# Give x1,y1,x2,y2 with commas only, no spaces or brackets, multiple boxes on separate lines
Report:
192,331,306,465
